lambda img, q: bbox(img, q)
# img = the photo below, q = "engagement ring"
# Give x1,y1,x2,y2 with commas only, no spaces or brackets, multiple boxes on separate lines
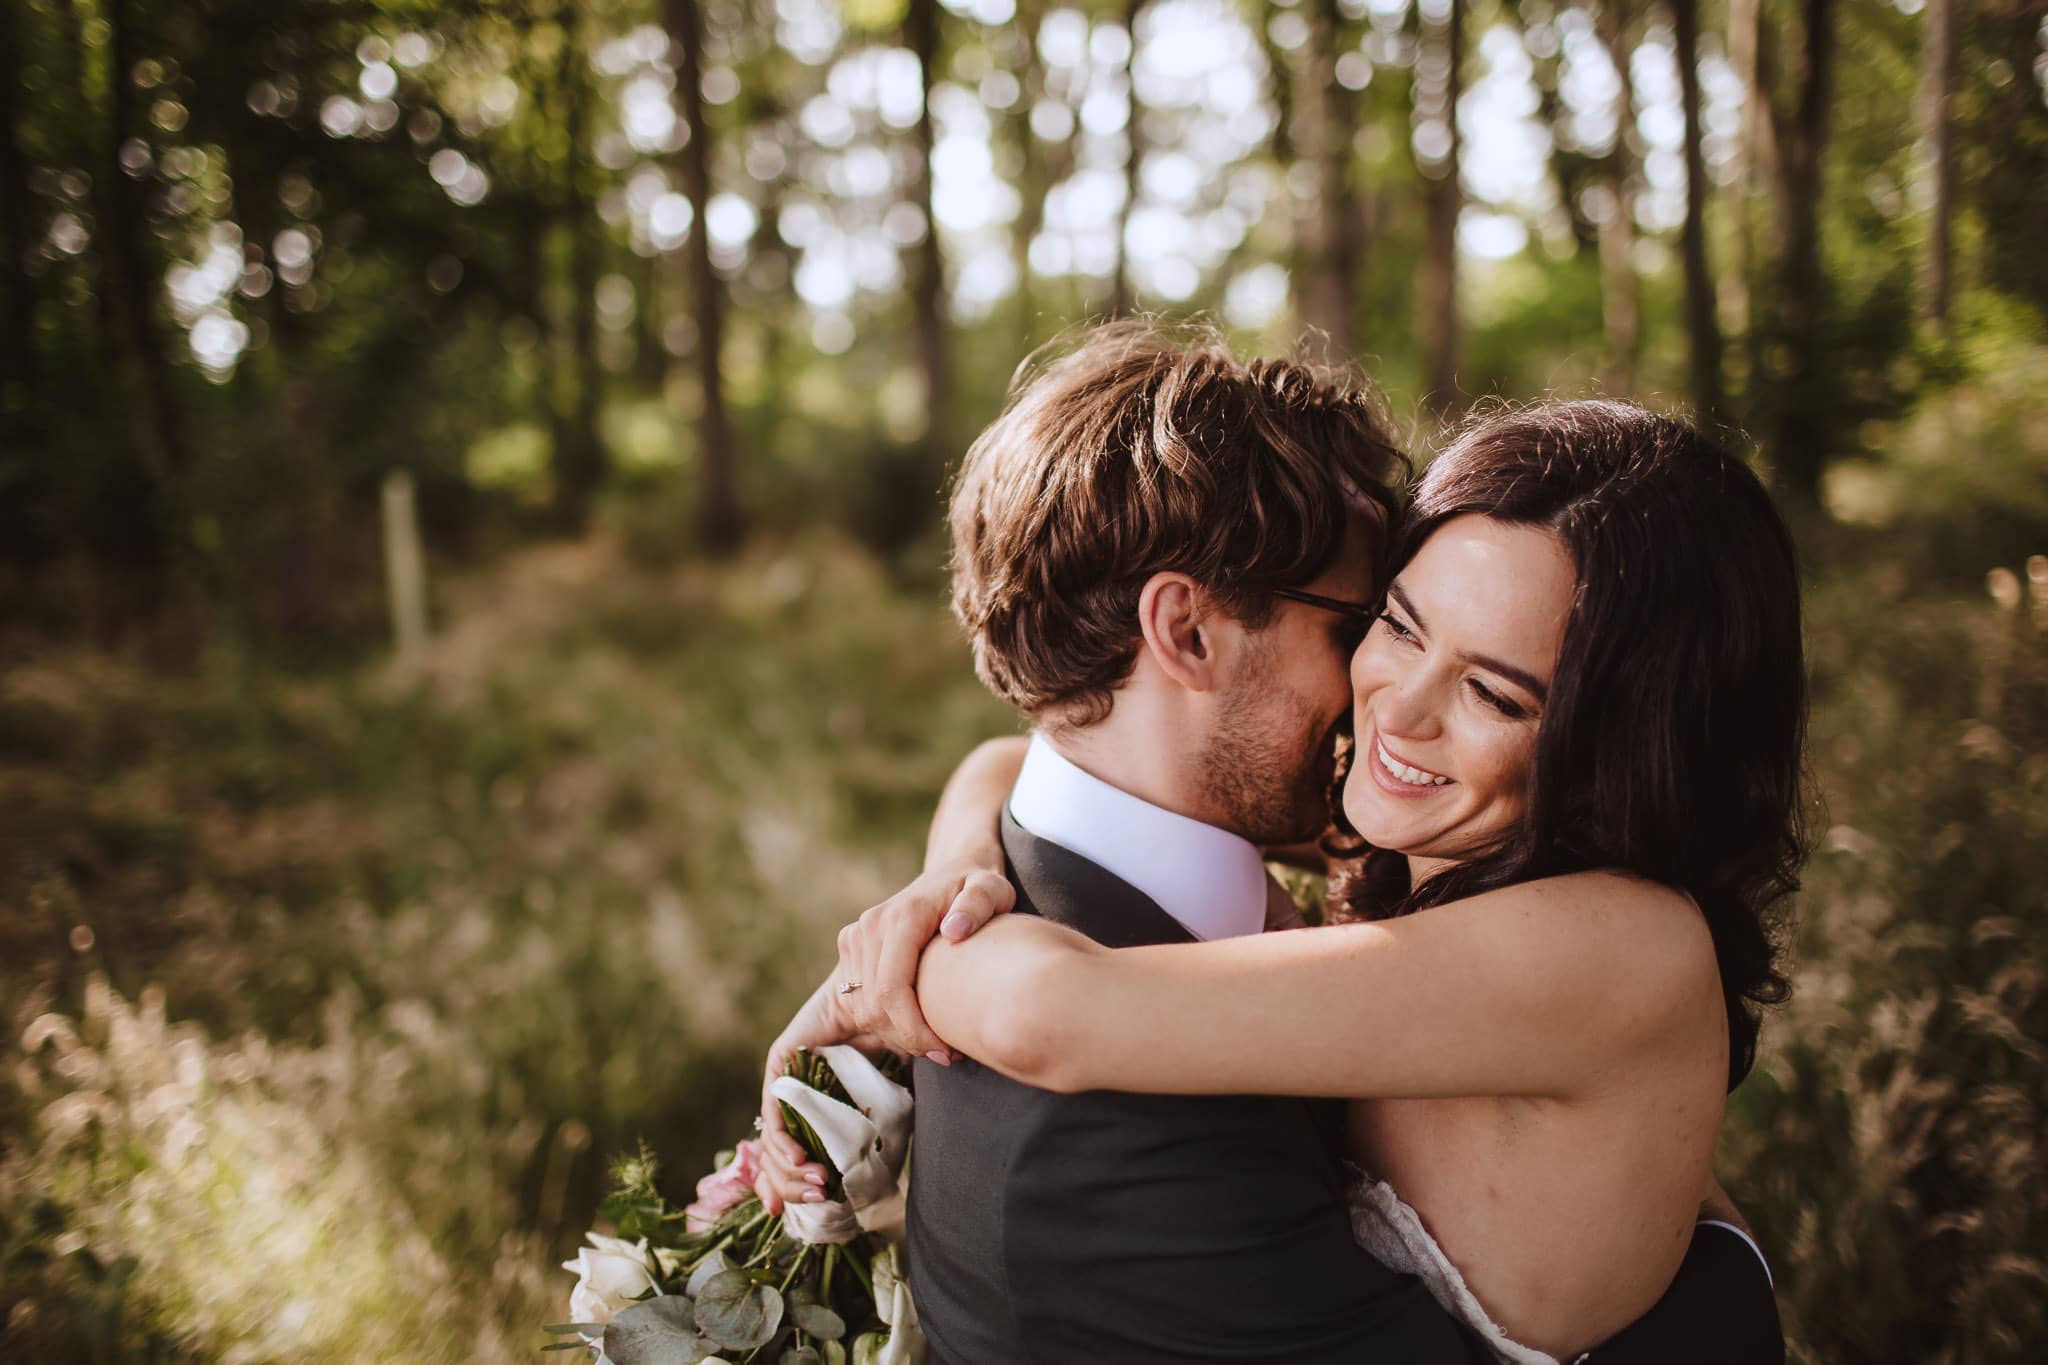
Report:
837,980,861,995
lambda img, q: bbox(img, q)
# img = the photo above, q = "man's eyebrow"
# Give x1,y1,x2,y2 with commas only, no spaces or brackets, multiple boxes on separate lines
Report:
1386,581,1550,703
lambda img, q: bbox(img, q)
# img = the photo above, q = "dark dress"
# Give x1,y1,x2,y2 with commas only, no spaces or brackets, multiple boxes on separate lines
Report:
1587,1221,1785,1363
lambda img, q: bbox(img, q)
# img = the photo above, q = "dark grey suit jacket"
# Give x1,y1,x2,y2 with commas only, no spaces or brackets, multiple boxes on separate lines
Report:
904,811,1491,1364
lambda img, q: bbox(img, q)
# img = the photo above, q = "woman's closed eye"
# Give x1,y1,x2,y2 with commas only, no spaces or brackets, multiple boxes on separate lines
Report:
1377,610,1417,643
1468,677,1529,720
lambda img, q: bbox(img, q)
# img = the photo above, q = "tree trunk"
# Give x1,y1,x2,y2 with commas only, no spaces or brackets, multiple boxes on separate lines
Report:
1417,0,1464,411
1724,0,1764,402
1593,2,1638,396
1256,13,1302,333
1010,5,1049,345
667,0,742,551
636,248,666,389
0,0,36,430
103,0,190,574
552,4,606,529
1673,0,1724,422
1917,0,1955,329
1767,0,1836,498
1301,0,1358,357
906,0,950,453
49,0,118,370
750,118,797,462
1111,0,1146,315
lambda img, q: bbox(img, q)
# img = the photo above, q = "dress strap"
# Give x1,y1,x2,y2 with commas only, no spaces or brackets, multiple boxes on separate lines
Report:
1694,1220,1773,1288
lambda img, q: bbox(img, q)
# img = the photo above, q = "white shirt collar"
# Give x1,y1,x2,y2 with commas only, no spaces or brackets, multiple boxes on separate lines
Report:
1006,733,1269,942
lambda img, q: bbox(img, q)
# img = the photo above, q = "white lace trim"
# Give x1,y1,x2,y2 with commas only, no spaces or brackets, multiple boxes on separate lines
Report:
1346,1173,1565,1365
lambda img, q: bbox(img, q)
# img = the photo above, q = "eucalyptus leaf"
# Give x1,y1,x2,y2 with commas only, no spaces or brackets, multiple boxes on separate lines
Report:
821,1342,847,1365
686,1249,734,1298
603,1296,708,1365
544,1322,608,1334
696,1269,784,1350
789,1300,846,1341
779,1347,823,1365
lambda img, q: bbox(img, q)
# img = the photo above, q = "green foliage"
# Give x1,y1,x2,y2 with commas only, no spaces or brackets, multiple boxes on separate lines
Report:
1720,533,2048,1365
1820,309,2048,580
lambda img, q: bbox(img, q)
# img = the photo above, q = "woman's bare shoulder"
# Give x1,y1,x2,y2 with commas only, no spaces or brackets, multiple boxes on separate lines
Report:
1423,871,1721,1009
1442,869,1707,929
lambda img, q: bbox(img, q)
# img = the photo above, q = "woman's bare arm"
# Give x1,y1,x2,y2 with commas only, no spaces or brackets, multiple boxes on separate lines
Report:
811,738,1023,1051
923,736,1024,873
916,870,1723,1102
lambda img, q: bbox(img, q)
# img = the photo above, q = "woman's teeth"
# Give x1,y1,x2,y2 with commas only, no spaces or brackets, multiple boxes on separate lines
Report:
1377,739,1451,787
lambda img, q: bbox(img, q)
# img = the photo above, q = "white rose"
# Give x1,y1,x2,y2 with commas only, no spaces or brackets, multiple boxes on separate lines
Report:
560,1231,660,1326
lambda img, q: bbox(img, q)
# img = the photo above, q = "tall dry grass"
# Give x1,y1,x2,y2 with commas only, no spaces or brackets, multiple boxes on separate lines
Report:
1,532,1010,1361
1725,548,2048,1363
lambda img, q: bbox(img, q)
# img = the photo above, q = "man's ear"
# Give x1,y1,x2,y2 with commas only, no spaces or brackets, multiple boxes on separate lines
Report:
1137,572,1226,694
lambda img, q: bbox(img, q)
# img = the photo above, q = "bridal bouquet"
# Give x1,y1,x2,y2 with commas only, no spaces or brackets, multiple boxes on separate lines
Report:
549,1047,921,1365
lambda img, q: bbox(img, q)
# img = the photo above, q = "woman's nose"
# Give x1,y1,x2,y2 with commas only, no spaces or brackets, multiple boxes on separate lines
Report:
1373,668,1443,740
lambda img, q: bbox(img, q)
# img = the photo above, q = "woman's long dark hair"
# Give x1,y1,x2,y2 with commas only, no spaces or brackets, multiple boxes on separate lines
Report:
1327,400,1807,1090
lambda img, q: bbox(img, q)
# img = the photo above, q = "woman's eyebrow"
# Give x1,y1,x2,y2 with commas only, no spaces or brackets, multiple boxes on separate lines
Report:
1388,581,1550,702
1468,652,1549,703
1387,582,1426,630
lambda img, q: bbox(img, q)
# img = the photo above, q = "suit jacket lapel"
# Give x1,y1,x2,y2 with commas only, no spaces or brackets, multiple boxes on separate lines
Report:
1001,807,1200,949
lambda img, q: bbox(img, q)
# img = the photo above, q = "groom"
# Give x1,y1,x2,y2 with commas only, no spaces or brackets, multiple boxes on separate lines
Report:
759,324,1780,1362
787,324,1490,1362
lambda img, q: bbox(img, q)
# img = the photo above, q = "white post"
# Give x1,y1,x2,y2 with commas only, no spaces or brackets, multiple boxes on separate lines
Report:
381,468,429,670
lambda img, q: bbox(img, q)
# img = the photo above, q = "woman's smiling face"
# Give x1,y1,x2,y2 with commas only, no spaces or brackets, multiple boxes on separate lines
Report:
1343,513,1577,872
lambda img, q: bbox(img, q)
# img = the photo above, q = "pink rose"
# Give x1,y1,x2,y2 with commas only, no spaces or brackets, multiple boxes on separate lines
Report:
684,1138,762,1232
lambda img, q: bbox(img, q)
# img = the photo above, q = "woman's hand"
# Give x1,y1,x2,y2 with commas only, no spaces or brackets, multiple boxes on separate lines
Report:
827,737,1024,1056
752,981,851,1214
751,860,1016,1212
831,856,1017,1059
757,736,1025,1213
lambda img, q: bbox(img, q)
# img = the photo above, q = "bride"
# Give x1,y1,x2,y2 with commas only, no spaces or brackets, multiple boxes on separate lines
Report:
759,399,1800,1362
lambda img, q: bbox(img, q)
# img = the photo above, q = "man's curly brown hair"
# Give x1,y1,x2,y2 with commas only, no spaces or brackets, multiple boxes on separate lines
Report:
948,320,1407,726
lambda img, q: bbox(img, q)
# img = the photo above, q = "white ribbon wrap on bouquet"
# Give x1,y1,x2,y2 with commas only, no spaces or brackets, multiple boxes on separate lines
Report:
767,1044,914,1247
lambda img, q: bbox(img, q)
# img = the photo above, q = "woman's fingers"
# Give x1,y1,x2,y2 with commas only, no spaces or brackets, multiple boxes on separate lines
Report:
869,910,951,1063
852,927,943,1061
940,868,1016,940
753,1130,828,1213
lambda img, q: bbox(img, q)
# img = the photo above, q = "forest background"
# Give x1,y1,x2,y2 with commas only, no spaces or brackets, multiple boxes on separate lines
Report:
1,0,2044,1360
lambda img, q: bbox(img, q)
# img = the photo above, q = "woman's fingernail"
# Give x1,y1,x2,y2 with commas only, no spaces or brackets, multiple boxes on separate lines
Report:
804,1170,825,1186
926,1049,952,1067
940,911,972,938
802,1189,825,1203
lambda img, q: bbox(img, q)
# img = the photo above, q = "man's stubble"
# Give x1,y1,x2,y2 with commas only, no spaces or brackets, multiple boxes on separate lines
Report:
1197,643,1342,847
